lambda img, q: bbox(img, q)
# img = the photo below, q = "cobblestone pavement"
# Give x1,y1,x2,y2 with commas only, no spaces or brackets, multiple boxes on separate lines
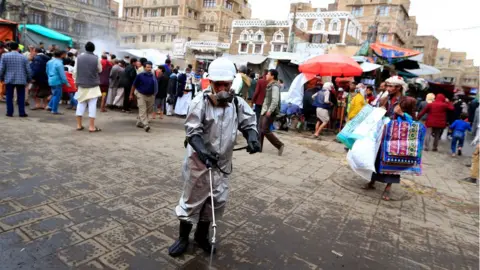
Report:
0,104,478,270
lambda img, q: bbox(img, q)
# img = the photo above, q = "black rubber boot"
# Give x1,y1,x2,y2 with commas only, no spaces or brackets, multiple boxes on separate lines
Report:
194,221,215,253
168,221,193,257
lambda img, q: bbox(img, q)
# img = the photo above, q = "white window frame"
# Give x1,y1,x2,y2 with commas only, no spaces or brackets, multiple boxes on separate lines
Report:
377,6,389,17
352,6,363,17
238,42,249,54
253,43,264,55
312,19,325,32
296,19,307,31
328,18,341,33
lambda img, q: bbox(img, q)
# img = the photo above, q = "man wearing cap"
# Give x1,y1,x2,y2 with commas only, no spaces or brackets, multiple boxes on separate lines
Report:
168,57,260,257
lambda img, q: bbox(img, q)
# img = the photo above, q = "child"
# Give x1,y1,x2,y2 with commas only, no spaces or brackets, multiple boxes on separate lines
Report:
62,66,77,110
449,113,471,156
365,85,375,105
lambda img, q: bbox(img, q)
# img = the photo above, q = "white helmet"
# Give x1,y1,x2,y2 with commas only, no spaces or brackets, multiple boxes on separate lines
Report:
207,58,236,82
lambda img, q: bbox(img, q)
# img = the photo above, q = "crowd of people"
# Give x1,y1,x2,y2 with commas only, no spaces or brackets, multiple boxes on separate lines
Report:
0,41,211,133
305,75,479,191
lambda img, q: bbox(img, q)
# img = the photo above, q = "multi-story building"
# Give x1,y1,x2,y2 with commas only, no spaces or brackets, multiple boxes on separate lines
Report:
4,0,119,48
433,48,479,90
330,0,417,47
229,1,362,57
407,35,439,66
119,0,252,68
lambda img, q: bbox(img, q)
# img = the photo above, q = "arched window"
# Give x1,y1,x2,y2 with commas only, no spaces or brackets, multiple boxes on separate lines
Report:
240,30,250,41
312,19,325,32
296,19,307,31
254,30,264,42
328,18,341,32
272,30,285,42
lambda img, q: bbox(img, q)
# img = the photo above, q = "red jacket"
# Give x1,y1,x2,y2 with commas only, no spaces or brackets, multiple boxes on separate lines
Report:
62,72,77,93
418,94,454,128
252,78,267,106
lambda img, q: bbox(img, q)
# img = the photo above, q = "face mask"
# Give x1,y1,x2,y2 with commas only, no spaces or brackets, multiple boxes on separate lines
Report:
207,89,233,107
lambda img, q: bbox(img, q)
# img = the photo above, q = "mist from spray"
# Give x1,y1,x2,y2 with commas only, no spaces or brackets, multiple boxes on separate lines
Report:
88,38,123,57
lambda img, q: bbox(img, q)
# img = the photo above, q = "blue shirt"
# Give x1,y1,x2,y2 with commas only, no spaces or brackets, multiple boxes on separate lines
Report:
46,58,68,87
0,51,32,85
133,72,157,96
450,120,471,138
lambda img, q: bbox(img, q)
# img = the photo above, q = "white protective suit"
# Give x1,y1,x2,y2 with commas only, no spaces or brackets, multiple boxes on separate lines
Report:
175,91,257,224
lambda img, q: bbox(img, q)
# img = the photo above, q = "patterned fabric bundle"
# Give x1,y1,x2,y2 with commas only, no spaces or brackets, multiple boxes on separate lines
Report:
379,117,426,175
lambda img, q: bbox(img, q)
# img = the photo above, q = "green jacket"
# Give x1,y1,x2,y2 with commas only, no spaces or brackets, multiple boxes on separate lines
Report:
261,81,281,115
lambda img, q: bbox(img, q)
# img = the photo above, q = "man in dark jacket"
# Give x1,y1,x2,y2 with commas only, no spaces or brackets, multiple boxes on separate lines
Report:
122,58,138,112
30,48,50,109
154,65,169,119
167,69,178,111
418,93,454,151
252,70,268,129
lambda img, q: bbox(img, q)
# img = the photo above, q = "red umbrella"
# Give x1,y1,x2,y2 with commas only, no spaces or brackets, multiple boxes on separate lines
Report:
299,54,363,77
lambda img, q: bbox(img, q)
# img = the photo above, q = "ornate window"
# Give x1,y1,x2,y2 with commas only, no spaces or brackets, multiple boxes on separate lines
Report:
273,44,282,52
172,7,178,16
28,11,45,25
272,30,285,42
240,30,250,41
253,44,262,54
328,18,341,32
296,19,307,31
203,0,216,8
254,30,264,42
239,43,248,54
52,15,68,31
312,19,325,32
74,21,87,34
352,6,363,17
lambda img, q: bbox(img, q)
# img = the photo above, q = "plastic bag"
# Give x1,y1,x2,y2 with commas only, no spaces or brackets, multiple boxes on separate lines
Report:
347,117,388,181
337,105,385,149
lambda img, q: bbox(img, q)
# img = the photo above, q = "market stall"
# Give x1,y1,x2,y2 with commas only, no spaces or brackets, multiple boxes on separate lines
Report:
18,24,72,49
0,19,17,42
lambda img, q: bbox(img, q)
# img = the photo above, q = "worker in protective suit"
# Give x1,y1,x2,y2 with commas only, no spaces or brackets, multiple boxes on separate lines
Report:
168,58,261,257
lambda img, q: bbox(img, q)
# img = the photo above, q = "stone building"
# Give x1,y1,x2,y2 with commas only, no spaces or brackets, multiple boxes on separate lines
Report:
119,0,252,67
229,2,362,56
329,0,417,47
434,48,479,90
407,35,439,66
4,0,119,48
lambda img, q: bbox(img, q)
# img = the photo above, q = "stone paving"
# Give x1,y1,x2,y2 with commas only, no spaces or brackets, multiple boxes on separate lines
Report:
0,104,478,270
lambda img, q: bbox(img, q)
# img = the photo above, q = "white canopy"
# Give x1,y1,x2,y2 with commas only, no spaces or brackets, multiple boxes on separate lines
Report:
221,54,267,66
405,63,441,76
118,49,168,66
283,73,310,108
268,52,320,65
360,62,382,72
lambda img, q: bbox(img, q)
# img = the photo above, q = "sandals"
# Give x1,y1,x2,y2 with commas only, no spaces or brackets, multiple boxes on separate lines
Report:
76,126,85,131
382,187,391,201
89,127,102,133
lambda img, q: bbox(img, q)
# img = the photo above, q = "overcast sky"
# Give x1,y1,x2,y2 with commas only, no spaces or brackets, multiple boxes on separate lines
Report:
250,0,480,65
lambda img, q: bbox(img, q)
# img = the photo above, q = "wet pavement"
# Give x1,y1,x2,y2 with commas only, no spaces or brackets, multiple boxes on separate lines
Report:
0,104,478,270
